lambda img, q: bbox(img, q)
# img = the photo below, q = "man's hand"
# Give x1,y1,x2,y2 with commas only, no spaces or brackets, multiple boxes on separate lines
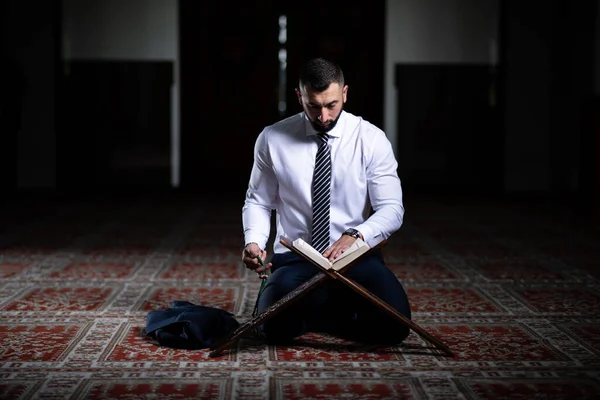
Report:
242,243,272,279
322,233,362,262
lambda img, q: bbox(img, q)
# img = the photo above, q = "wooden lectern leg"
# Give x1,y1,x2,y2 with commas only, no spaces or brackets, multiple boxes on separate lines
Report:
209,239,454,358
326,268,454,357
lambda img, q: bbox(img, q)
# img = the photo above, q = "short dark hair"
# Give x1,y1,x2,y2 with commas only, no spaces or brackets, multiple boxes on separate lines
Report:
299,58,345,92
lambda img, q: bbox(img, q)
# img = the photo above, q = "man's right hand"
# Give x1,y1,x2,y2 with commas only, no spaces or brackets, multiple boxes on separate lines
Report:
242,243,272,279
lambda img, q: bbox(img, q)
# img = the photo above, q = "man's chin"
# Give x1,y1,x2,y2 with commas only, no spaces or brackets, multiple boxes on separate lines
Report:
311,121,333,133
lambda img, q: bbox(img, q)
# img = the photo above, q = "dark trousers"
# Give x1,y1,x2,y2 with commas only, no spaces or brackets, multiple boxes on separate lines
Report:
257,249,412,345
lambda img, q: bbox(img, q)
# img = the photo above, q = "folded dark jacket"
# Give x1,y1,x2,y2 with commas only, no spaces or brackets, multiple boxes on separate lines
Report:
145,301,239,350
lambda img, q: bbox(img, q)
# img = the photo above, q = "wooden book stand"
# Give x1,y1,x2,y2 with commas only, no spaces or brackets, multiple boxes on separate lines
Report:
209,239,454,357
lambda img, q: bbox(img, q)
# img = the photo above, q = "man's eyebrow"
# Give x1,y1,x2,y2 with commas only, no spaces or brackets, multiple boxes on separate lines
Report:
308,100,339,107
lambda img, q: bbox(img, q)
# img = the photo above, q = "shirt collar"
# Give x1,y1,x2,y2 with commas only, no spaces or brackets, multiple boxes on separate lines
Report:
303,110,346,138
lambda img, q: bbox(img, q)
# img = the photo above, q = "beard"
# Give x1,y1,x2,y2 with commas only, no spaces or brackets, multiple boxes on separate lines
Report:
309,106,344,133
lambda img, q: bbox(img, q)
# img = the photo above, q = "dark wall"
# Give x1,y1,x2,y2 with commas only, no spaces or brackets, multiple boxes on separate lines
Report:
502,0,598,202
179,1,280,197
395,64,502,195
1,0,60,194
391,0,598,201
545,1,598,200
1,0,20,193
59,61,173,190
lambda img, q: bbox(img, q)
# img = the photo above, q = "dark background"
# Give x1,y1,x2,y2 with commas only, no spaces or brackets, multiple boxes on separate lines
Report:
1,0,599,216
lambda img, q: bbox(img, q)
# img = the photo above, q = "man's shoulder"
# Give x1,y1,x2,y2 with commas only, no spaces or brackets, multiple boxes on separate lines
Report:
343,111,386,139
264,112,304,135
255,113,304,151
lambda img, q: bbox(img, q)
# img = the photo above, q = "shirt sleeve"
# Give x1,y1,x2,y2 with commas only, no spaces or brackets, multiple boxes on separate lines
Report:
242,129,279,250
354,130,405,247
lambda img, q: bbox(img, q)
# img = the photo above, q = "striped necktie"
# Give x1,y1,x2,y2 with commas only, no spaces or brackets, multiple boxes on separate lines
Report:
311,132,331,253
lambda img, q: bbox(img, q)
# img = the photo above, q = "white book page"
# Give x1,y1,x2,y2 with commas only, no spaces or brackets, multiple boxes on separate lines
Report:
292,239,331,269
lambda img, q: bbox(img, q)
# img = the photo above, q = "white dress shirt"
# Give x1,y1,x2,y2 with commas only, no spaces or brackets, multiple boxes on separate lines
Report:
243,110,404,254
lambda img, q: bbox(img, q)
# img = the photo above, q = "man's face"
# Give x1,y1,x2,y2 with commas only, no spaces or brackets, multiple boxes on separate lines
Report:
296,82,348,133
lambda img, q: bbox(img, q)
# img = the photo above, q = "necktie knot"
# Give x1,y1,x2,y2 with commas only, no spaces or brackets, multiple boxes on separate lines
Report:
317,133,329,144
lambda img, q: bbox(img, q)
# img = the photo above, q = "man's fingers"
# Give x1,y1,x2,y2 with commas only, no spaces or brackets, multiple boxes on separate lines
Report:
255,263,272,273
326,246,348,261
242,244,270,276
247,258,262,269
242,253,272,273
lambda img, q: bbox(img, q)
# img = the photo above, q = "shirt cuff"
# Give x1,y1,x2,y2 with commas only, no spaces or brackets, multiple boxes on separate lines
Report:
353,223,383,248
244,234,269,250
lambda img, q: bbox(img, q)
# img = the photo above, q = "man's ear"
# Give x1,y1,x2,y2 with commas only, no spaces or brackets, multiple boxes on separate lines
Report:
342,85,348,103
295,88,302,104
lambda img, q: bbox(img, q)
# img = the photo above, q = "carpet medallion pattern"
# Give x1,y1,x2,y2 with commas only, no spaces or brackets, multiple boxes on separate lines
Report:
0,197,599,399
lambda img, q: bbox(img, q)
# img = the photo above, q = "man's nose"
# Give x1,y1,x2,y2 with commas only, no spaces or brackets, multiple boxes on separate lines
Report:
318,109,329,122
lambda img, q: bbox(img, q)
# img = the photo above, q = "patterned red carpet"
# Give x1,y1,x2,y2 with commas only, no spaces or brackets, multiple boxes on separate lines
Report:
1,193,599,399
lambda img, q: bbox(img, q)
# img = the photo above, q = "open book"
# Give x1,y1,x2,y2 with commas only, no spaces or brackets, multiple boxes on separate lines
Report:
291,238,371,271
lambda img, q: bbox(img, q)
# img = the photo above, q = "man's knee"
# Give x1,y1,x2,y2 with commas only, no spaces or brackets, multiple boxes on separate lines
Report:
267,264,318,294
267,267,299,294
